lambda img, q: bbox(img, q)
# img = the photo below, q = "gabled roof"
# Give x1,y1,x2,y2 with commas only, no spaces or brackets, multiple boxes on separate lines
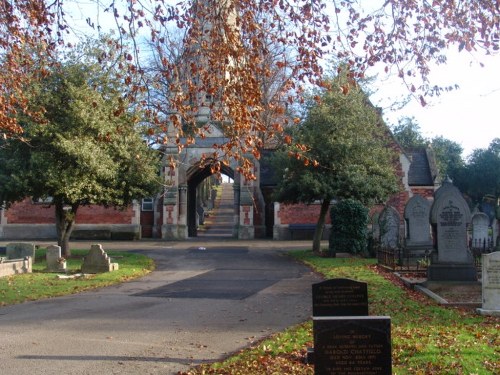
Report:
406,148,436,186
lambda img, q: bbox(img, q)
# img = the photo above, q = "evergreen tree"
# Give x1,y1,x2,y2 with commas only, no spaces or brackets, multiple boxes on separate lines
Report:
272,69,399,254
0,40,161,256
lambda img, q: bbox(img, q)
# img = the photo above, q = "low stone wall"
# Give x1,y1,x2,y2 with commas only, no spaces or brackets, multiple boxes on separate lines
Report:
0,224,140,240
0,257,32,278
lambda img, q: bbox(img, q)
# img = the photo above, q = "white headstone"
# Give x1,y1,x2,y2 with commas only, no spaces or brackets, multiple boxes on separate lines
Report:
477,252,500,316
471,212,490,248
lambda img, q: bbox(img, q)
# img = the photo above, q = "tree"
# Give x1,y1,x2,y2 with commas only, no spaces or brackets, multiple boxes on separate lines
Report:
431,136,464,179
329,199,369,257
0,42,161,256
1,1,499,180
272,69,400,254
454,138,500,204
391,117,427,149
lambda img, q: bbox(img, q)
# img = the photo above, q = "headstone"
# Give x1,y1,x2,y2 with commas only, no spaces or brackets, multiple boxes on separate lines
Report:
404,195,432,248
471,212,490,249
45,245,66,272
81,244,119,273
379,206,400,250
313,316,392,375
477,251,500,316
6,242,36,260
428,179,476,281
312,279,368,317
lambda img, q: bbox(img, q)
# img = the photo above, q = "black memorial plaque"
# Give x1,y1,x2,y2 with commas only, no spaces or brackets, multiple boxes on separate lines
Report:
313,316,391,375
312,278,368,317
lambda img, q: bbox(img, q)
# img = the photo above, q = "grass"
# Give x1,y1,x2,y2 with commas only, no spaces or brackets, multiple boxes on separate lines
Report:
181,251,500,375
0,248,154,306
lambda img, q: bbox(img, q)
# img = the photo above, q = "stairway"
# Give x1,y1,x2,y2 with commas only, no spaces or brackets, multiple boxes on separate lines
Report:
198,183,234,238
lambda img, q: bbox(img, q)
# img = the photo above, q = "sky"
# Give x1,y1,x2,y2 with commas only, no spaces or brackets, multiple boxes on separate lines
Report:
371,51,500,159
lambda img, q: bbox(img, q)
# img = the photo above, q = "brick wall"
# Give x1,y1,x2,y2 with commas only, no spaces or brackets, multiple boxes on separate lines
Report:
5,198,134,224
278,203,332,225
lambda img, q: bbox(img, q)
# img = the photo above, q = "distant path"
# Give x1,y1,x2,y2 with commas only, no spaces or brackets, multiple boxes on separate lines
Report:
198,182,234,238
0,240,321,375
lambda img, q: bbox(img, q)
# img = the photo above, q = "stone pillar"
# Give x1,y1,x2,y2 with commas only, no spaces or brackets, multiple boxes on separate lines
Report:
238,184,254,239
177,185,188,238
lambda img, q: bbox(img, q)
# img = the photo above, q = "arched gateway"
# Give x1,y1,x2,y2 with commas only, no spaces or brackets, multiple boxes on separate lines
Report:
158,135,267,240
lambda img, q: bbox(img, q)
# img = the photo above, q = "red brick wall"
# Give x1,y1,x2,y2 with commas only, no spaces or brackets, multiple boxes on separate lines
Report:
278,203,332,225
410,187,435,199
5,199,55,224
5,199,134,224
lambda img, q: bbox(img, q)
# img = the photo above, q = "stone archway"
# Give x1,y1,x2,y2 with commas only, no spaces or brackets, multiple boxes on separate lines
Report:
186,162,236,237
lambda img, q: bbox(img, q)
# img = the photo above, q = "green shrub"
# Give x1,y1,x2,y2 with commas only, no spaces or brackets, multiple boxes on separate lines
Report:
329,199,368,256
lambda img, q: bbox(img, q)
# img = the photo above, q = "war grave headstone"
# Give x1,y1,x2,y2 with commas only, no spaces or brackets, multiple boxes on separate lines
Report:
404,195,432,259
428,179,477,281
310,279,392,375
46,245,66,272
81,244,119,274
477,251,500,316
471,212,490,250
379,206,400,250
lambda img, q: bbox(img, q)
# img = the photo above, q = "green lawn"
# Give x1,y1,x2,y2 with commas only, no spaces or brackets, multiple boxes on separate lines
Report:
0,248,154,306
182,251,500,375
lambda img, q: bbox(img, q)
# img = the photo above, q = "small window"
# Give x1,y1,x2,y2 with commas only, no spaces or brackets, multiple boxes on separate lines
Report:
32,197,54,204
141,198,154,211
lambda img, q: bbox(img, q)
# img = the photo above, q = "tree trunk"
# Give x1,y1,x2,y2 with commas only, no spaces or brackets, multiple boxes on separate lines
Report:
54,200,79,258
312,198,331,255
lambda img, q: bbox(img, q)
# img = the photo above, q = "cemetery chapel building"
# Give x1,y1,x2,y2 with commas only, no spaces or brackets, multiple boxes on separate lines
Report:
0,1,440,242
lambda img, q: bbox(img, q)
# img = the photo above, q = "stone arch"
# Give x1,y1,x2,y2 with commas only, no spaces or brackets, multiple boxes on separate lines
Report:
186,161,237,237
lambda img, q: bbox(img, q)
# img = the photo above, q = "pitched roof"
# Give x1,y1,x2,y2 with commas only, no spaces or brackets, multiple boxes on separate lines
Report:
406,148,436,186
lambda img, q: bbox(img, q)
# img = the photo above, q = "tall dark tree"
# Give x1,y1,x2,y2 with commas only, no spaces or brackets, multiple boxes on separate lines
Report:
454,138,500,204
272,69,399,254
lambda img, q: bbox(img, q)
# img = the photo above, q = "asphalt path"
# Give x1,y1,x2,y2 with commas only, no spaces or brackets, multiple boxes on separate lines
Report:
0,240,322,375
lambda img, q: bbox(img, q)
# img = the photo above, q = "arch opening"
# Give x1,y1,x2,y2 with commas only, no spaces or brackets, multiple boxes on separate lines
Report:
187,163,236,238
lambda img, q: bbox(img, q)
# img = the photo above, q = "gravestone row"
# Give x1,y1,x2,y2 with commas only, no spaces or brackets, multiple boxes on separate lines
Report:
2,243,118,275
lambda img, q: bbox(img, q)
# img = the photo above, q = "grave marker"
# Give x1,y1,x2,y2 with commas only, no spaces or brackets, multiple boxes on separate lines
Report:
46,245,63,272
6,242,36,260
313,316,392,375
379,206,400,250
471,212,489,249
477,251,500,316
312,278,368,317
428,179,477,281
404,195,432,247
81,244,119,273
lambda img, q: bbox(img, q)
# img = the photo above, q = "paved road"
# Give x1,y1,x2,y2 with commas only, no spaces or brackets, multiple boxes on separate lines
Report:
0,240,322,375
